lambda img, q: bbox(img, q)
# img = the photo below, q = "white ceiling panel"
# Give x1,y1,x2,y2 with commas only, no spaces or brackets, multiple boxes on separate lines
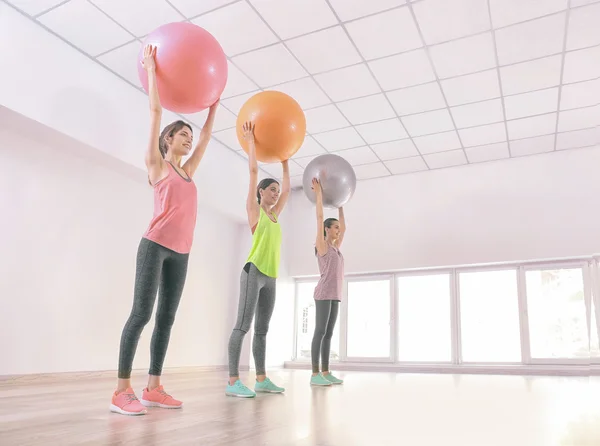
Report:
90,0,183,37
335,146,380,166
556,128,597,150
327,0,407,22
353,162,391,180
402,109,455,137
503,88,559,120
429,33,497,79
313,127,364,151
489,0,567,29
304,105,350,133
232,44,307,87
425,149,468,169
566,2,600,50
192,1,278,56
184,105,237,132
221,62,260,99
510,134,556,157
292,135,327,158
499,55,562,96
314,64,381,102
221,91,260,115
213,128,241,149
507,113,557,140
368,49,436,91
266,77,330,110
355,119,408,144
459,122,507,147
450,99,505,129
249,0,338,40
494,13,566,66
168,0,238,18
562,46,600,84
371,139,419,160
337,94,396,125
345,8,422,60
37,0,133,56
465,142,510,163
387,82,446,116
441,70,501,106
286,26,362,74
560,80,600,110
385,156,428,174
412,131,462,155
5,0,67,15
262,160,305,177
97,40,142,87
412,0,490,46
558,106,600,132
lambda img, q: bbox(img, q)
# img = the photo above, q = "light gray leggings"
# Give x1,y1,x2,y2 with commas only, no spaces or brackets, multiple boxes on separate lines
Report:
228,262,276,377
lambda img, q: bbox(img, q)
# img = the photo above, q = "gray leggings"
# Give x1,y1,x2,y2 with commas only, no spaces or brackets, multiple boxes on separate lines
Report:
311,300,340,373
228,262,276,377
118,238,189,379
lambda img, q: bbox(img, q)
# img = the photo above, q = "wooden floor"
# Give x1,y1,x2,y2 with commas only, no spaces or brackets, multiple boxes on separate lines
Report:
1,368,599,445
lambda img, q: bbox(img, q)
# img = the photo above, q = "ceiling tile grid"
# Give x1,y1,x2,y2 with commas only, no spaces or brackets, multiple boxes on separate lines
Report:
5,0,599,185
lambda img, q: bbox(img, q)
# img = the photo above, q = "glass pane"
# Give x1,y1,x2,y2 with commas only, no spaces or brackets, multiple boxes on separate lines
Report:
459,270,521,362
591,298,599,359
526,268,589,359
295,281,340,361
347,279,391,358
397,274,452,362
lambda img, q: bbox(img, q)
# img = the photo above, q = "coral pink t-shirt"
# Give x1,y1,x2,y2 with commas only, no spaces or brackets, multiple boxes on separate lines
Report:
143,162,197,254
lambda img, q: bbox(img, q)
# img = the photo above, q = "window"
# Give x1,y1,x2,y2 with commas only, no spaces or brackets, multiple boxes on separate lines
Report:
295,281,340,361
346,279,391,358
591,299,599,359
526,268,589,359
459,270,521,362
397,274,452,362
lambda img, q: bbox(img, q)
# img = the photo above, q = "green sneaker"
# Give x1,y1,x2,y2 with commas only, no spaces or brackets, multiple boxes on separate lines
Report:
310,373,332,386
323,373,343,385
226,380,256,398
254,377,285,393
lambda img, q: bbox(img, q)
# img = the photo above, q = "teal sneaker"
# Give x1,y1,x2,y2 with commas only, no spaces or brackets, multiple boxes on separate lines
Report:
310,373,332,386
226,380,256,398
254,377,285,393
323,373,343,385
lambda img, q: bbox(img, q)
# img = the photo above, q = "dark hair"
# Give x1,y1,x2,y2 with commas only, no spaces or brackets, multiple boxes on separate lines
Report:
158,120,192,158
257,178,279,204
324,218,339,237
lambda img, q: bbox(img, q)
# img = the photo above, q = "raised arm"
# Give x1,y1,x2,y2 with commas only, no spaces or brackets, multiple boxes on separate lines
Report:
243,122,260,230
141,45,166,185
313,178,328,256
182,100,219,178
336,206,346,248
272,160,290,217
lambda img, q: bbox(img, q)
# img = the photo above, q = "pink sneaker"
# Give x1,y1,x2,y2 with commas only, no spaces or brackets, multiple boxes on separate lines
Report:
140,385,183,409
110,388,147,416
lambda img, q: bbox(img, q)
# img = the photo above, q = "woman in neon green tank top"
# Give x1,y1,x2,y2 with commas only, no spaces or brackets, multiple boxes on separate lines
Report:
226,121,290,398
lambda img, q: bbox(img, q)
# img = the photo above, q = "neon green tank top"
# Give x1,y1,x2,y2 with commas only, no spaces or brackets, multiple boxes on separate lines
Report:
246,207,282,278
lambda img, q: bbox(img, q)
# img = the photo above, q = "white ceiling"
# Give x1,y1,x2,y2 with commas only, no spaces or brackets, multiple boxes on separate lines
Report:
4,0,599,188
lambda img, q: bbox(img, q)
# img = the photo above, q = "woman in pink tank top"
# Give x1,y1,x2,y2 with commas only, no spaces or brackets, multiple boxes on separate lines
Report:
110,44,219,416
309,178,346,387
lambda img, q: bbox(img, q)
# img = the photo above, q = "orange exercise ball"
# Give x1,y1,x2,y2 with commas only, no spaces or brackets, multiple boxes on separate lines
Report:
236,91,306,163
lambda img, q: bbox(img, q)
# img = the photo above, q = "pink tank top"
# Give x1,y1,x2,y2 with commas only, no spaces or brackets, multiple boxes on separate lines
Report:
143,162,197,254
313,244,344,301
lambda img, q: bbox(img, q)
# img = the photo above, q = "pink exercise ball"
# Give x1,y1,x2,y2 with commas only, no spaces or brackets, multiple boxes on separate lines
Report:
137,22,228,114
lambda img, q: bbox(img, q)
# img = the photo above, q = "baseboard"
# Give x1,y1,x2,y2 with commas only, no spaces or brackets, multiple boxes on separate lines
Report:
0,365,248,385
284,361,600,377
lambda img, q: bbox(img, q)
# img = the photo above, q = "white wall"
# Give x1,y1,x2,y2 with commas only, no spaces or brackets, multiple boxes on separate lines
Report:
0,111,246,376
288,146,600,277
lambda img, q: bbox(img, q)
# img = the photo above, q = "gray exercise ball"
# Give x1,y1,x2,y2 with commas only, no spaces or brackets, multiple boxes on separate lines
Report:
302,154,356,208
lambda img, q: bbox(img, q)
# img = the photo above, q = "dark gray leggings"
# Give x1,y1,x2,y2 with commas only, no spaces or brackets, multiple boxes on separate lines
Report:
118,237,189,379
311,300,340,373
228,262,276,377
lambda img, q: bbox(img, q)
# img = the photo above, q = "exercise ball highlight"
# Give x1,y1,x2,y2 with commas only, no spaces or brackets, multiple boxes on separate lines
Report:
302,154,357,209
236,91,306,163
138,22,227,114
